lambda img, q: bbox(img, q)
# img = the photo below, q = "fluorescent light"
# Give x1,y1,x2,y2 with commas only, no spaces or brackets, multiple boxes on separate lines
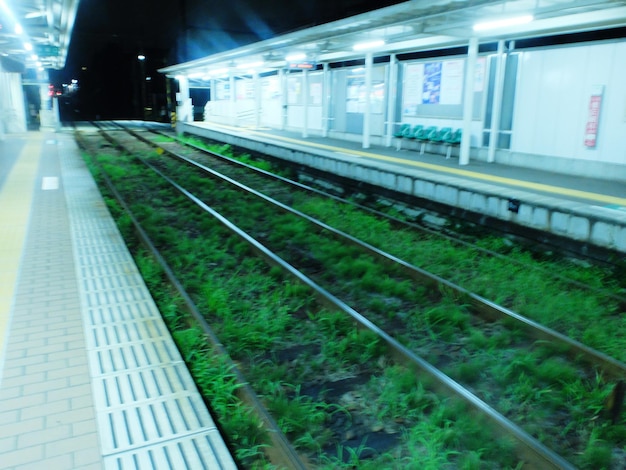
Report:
25,10,46,19
137,54,146,61
15,23,23,34
473,15,533,32
285,52,306,62
353,39,385,51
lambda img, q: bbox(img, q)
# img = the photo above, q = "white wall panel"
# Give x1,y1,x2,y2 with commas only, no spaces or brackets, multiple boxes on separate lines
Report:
513,41,626,166
262,100,282,128
600,42,626,165
307,107,323,131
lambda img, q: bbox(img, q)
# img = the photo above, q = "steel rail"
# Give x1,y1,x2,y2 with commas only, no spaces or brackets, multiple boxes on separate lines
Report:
94,127,578,469
118,124,626,383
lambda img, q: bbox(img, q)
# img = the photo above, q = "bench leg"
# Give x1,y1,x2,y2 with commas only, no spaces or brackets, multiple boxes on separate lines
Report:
446,145,452,159
420,142,426,155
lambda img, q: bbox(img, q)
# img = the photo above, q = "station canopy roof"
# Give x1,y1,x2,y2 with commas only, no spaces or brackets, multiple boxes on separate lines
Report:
160,0,626,81
0,0,80,70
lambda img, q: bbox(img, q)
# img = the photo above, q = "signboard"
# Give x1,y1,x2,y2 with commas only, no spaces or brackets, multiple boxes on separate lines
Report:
440,59,464,105
288,61,316,70
584,85,603,148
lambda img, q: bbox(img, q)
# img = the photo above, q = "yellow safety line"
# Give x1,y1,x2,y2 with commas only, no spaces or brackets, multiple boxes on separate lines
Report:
0,135,42,356
205,122,626,207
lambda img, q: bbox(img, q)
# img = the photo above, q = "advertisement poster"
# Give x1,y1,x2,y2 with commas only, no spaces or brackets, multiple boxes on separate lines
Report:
440,60,464,105
584,85,604,147
262,76,280,101
287,76,302,105
215,81,230,100
402,63,424,114
422,62,442,104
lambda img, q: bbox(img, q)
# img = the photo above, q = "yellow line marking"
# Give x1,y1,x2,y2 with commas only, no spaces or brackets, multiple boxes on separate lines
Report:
203,122,626,206
0,135,42,357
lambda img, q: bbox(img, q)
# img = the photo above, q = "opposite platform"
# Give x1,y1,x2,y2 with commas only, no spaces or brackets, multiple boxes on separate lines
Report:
0,131,237,469
181,120,626,255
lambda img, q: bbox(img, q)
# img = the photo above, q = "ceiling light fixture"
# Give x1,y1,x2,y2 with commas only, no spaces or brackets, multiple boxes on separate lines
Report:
473,15,533,32
353,39,385,51
25,10,46,19
285,52,306,62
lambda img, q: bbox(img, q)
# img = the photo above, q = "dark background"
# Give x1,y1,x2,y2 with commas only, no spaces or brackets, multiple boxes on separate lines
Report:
51,0,402,120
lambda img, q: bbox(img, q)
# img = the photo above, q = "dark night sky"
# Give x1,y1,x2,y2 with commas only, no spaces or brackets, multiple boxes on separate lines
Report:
52,0,403,119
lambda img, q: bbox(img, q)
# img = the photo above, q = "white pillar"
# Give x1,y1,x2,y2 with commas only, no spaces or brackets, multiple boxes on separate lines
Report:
280,69,287,130
488,40,506,163
362,52,373,149
385,54,398,147
254,72,261,129
229,72,236,125
460,37,478,165
302,69,309,138
53,97,61,131
176,76,191,123
322,63,330,138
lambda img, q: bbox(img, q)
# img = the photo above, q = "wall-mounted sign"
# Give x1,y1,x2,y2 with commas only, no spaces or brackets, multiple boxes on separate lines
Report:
584,85,603,148
288,61,316,70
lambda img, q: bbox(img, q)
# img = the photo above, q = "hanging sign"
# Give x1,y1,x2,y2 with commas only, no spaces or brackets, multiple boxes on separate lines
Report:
288,61,316,70
584,85,603,148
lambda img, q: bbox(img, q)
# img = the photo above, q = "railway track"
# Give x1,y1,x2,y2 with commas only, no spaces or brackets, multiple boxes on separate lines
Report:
75,122,626,469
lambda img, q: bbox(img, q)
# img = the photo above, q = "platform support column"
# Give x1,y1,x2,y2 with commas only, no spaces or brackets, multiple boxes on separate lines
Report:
230,72,236,126
322,63,330,138
488,40,506,163
385,54,398,147
176,76,191,124
460,37,478,166
363,52,373,149
254,72,261,129
302,68,309,138
280,69,287,131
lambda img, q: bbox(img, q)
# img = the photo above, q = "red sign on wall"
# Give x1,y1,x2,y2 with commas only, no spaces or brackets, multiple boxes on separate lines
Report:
584,86,603,148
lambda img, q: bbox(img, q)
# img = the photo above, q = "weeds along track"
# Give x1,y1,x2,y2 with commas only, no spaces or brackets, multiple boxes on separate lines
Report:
77,123,625,469
146,127,626,356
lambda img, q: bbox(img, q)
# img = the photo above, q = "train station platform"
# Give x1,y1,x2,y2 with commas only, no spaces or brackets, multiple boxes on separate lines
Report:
0,130,237,469
180,120,626,255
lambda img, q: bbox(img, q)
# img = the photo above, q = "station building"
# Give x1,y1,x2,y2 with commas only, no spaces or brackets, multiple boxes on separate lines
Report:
160,0,626,182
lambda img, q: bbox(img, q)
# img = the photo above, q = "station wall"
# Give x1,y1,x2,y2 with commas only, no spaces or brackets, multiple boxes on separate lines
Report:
199,37,626,180
513,40,626,166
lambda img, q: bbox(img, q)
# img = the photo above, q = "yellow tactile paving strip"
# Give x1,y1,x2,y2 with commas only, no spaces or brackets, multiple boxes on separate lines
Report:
0,134,41,358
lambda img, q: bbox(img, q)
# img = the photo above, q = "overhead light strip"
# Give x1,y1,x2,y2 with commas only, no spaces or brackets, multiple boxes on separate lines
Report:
353,39,385,51
473,15,534,32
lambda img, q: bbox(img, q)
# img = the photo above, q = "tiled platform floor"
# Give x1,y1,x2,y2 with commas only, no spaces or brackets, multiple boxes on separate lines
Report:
0,130,237,469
